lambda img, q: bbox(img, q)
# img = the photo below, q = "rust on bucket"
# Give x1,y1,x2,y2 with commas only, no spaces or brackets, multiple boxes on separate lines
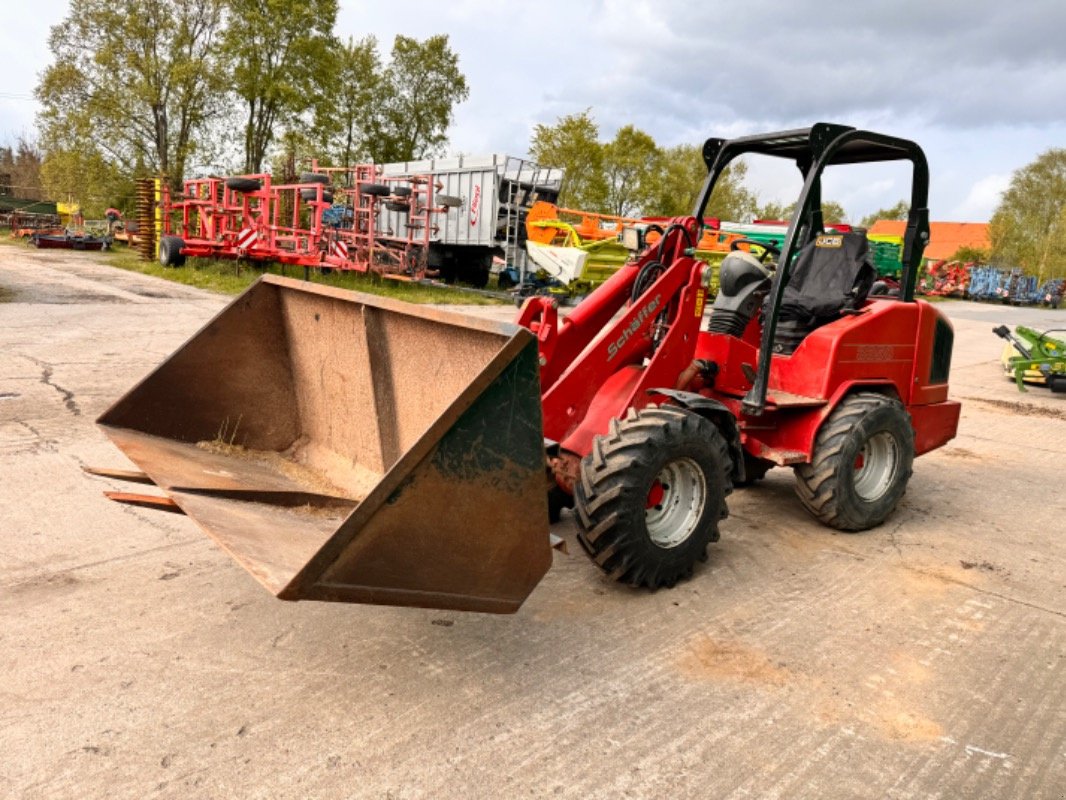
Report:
98,276,552,613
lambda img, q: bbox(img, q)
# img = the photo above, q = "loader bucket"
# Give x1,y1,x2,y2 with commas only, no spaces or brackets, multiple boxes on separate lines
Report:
97,275,552,613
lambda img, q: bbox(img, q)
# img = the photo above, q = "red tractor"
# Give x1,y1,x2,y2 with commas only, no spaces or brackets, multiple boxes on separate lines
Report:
518,122,960,588
95,123,961,613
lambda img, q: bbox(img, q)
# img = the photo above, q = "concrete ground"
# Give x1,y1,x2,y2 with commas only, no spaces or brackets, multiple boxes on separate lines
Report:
1,247,1064,799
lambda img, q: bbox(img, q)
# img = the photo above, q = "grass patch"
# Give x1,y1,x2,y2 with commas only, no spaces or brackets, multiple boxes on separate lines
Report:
103,245,505,304
0,229,505,304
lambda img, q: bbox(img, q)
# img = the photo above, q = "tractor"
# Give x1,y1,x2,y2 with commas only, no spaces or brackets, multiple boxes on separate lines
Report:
93,123,960,613
517,122,960,587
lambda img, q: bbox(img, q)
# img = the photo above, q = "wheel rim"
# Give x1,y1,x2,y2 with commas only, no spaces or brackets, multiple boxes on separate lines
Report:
853,431,899,501
644,457,706,548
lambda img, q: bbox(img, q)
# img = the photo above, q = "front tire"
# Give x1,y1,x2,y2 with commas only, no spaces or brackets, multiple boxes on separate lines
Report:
574,406,732,588
794,392,914,531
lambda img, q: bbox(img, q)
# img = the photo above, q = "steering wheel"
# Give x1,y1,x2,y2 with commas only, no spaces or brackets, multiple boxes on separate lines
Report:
730,238,780,263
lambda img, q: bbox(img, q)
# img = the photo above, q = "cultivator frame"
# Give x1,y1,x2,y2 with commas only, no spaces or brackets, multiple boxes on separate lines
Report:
164,174,325,267
157,164,448,279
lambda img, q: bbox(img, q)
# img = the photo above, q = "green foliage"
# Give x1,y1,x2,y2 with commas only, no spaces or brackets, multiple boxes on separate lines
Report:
35,2,470,213
990,148,1066,279
0,138,44,201
40,146,134,218
949,245,990,264
707,162,757,221
645,144,703,217
364,35,469,163
753,200,790,221
223,0,339,173
531,114,788,222
645,145,756,220
309,36,381,167
268,129,317,180
602,125,660,217
100,244,503,303
860,199,909,228
37,0,227,199
530,110,608,211
755,198,849,224
818,200,850,223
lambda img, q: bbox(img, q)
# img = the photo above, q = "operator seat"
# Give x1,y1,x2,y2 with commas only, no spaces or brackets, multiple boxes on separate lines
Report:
771,231,876,354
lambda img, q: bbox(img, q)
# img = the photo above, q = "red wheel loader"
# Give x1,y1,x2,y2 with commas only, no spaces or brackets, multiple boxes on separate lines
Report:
94,123,959,614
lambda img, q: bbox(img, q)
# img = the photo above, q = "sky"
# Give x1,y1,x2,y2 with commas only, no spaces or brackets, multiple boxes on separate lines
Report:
4,0,1066,223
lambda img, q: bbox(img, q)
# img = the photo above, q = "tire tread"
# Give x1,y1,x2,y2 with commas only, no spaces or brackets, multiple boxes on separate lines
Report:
574,406,731,588
794,392,914,531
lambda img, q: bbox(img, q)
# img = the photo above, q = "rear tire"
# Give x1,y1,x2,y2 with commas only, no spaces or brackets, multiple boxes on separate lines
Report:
794,392,914,531
159,235,186,267
574,406,732,588
225,177,261,193
300,188,333,203
467,264,490,289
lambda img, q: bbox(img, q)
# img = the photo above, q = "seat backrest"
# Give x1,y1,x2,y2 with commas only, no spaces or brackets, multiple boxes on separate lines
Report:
778,231,876,325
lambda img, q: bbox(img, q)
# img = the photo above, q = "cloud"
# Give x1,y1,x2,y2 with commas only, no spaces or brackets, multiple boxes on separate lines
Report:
582,0,1066,132
7,0,1065,223
951,172,1011,220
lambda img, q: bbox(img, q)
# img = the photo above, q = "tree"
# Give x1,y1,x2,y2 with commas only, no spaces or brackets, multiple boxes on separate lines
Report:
646,143,702,217
223,0,338,173
364,34,469,163
707,163,758,222
0,138,44,201
644,146,756,221
529,110,608,211
309,36,381,167
950,245,990,263
755,198,849,224
40,144,133,217
269,128,316,180
602,125,660,217
531,116,763,219
990,149,1066,280
860,199,909,229
37,0,227,196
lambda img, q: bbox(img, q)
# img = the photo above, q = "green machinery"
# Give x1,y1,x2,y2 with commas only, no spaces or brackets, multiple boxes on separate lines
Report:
994,325,1066,392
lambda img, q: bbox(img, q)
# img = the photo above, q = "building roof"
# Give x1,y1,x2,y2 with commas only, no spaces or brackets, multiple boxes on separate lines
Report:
866,220,989,261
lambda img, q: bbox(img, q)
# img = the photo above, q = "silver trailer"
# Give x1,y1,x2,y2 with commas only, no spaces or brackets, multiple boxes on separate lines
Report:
378,154,563,287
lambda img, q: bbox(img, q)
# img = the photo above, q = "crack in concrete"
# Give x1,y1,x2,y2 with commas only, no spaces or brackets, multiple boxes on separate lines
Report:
886,520,905,560
906,566,1066,620
15,354,81,417
39,366,81,416
16,421,58,454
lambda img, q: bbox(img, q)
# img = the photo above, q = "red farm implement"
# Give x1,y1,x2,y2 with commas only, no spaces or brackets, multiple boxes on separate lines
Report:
313,164,451,279
920,259,972,297
154,155,558,287
158,166,447,279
